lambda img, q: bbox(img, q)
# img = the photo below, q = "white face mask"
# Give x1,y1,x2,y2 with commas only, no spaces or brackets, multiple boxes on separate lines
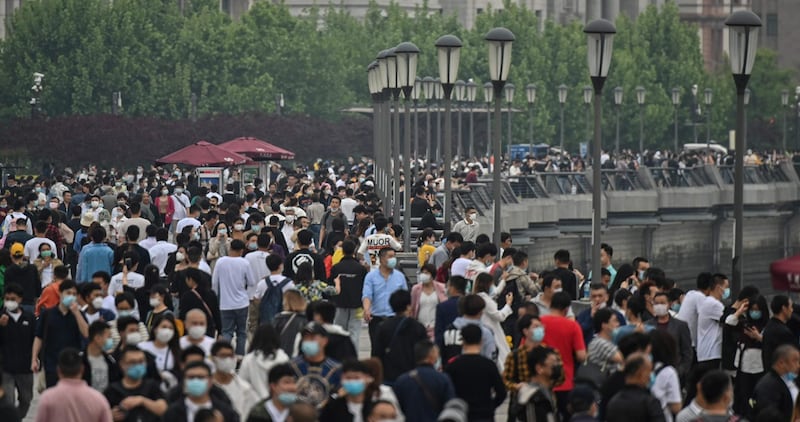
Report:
149,297,161,308
553,288,563,293
653,304,669,317
175,252,185,262
156,328,174,343
4,300,19,312
91,297,104,310
214,357,237,374
468,213,477,220
418,273,432,284
234,224,245,231
126,331,142,346
188,325,207,340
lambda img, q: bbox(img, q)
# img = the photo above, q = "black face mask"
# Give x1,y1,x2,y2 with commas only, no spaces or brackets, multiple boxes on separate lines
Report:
550,364,563,382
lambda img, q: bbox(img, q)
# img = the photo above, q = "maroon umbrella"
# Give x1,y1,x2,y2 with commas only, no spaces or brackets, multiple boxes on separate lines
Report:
218,137,295,160
156,141,250,167
770,255,800,292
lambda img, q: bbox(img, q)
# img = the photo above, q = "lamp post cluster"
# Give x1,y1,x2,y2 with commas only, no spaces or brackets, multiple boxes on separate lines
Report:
30,72,44,119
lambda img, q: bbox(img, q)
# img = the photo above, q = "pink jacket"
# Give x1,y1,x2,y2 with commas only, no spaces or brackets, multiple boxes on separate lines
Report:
410,281,448,318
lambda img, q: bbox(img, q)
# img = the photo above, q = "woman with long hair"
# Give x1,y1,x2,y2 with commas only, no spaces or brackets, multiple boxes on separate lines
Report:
410,264,446,340
137,314,181,373
34,242,63,288
293,262,334,303
239,323,291,400
416,228,436,268
206,221,231,271
649,330,682,422
474,272,514,370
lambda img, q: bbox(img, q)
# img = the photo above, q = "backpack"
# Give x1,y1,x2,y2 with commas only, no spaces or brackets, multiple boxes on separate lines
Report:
259,277,292,325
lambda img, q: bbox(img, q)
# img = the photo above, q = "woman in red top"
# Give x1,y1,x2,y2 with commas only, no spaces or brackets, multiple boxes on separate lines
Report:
156,186,174,228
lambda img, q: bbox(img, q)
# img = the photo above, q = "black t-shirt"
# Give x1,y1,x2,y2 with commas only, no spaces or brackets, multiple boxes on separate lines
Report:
444,354,507,419
104,379,163,422
552,267,579,300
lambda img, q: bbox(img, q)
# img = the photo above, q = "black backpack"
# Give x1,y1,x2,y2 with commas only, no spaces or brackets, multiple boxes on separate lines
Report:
259,277,292,325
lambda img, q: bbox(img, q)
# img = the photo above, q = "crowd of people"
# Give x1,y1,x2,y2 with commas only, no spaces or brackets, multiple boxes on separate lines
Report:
0,157,798,422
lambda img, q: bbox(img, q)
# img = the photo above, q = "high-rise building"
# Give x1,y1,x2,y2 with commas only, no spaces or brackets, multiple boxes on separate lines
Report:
0,0,23,39
751,0,800,71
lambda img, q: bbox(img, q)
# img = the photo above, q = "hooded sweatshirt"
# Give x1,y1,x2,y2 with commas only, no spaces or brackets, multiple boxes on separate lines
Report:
237,348,291,400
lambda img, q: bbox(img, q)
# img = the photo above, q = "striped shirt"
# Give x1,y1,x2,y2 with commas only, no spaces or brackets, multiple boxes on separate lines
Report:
587,336,619,369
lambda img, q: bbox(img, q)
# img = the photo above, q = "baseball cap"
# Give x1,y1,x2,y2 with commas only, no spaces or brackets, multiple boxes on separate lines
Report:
10,243,24,257
301,322,328,337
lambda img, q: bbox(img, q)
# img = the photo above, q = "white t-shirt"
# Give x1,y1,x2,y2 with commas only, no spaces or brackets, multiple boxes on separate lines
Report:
675,290,705,347
137,341,175,371
696,295,724,362
175,217,201,234
651,365,682,422
108,272,146,297
179,335,215,356
357,233,402,270
245,251,270,297
24,237,56,260
450,258,471,277
254,275,296,301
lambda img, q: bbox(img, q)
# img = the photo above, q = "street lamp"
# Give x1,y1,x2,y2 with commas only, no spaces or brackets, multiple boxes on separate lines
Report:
377,50,391,208
726,9,761,293
412,77,422,168
782,89,789,152
744,88,751,150
484,82,494,157
584,85,593,153
466,80,477,159
386,47,402,226
396,41,420,248
526,83,537,157
672,87,681,152
30,72,44,119
505,83,516,158
613,87,623,153
636,86,646,153
434,77,444,164
368,62,379,197
485,26,515,246
692,84,699,142
455,80,466,159
423,76,435,170
704,88,713,150
584,18,616,285
558,84,568,153
435,34,463,235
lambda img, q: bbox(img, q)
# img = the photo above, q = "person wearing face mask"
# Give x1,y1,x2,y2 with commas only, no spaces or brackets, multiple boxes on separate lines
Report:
33,242,63,288
533,273,575,317
751,344,800,421
0,283,36,419
577,283,626,348
393,339,455,422
587,308,624,371
206,222,231,271
605,353,665,422
357,215,402,271
31,279,89,388
154,187,175,230
137,315,180,373
318,197,344,251
24,220,56,262
104,346,167,422
410,263,447,341
645,292,693,382
80,282,116,324
211,340,259,419
372,290,427,384
180,310,215,355
362,248,408,356
289,322,342,408
450,206,479,243
82,320,122,392
515,346,562,422
86,194,105,221
318,359,376,422
110,314,155,371
170,183,191,232
686,274,729,405
245,363,299,422
162,361,239,422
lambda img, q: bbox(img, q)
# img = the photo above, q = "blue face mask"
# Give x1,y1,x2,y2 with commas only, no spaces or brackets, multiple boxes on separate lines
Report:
251,225,261,233
102,337,114,352
185,378,208,397
785,372,798,383
749,310,762,320
611,327,622,342
61,294,76,308
118,310,132,318
342,379,366,396
722,288,731,300
126,363,147,380
648,372,656,388
532,327,545,342
670,303,681,313
386,257,397,269
301,340,320,357
488,285,497,297
278,392,297,406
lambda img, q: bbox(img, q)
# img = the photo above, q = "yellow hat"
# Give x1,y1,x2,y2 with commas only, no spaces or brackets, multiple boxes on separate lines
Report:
10,243,24,257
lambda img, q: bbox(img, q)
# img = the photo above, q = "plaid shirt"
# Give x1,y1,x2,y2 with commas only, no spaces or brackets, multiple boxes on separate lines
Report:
503,343,565,392
45,223,65,255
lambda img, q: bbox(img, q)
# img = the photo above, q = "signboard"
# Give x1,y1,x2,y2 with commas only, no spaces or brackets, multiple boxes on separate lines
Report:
197,167,223,189
241,166,259,186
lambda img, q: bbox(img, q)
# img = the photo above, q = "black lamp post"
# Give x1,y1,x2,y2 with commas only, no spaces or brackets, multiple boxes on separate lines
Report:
30,72,44,119
672,88,681,152
455,80,466,159
744,88,751,150
726,9,761,293
584,18,616,284
412,77,422,168
386,47,402,224
466,80,477,159
584,85,593,152
636,86,646,153
505,83,516,158
526,83,537,157
782,89,789,152
558,84,568,153
614,86,623,153
484,82,494,157
704,88,713,150
485,27,515,246
435,34,463,234
423,76,435,170
435,77,443,164
396,41,420,248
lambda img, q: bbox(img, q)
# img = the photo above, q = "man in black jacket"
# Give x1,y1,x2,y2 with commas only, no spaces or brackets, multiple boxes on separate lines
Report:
312,301,357,362
762,295,796,370
162,361,239,422
319,360,375,422
330,240,367,349
751,344,799,421
646,292,693,380
605,353,665,422
374,290,427,383
0,283,35,419
283,230,325,280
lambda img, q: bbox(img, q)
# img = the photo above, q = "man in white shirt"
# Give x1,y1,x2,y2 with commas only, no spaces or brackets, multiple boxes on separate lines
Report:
24,221,57,260
451,207,479,243
340,189,358,225
212,239,258,356
245,233,271,339
175,205,202,235
147,228,177,278
687,274,728,404
108,252,146,297
170,184,191,226
357,215,402,270
117,202,150,242
211,340,259,418
675,272,712,350
179,309,216,355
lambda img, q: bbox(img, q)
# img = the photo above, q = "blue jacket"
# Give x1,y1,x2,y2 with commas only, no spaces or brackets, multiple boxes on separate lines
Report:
434,297,459,350
76,242,114,283
393,365,455,422
577,308,626,348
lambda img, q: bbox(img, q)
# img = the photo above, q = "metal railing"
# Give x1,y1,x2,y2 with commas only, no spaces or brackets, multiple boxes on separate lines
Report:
648,166,714,188
601,169,647,191
718,164,792,184
539,172,592,195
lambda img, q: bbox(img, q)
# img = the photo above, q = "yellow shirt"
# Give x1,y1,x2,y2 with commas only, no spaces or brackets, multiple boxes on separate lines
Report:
418,244,436,268
332,248,345,265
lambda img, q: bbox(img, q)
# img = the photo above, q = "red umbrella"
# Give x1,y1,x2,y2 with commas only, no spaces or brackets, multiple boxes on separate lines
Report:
156,141,250,167
770,255,800,292
218,137,295,160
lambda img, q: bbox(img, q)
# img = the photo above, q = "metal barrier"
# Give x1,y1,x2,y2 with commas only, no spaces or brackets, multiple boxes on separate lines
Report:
718,164,792,184
648,166,714,188
539,172,592,195
601,169,647,191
